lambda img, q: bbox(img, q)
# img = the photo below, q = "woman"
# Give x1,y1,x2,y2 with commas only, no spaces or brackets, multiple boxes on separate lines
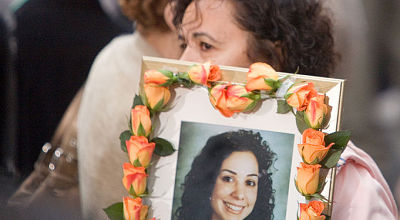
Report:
171,0,398,219
176,130,275,220
173,0,335,75
77,0,181,219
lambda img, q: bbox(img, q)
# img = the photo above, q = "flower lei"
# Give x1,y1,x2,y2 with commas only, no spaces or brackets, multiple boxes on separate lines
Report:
104,62,350,220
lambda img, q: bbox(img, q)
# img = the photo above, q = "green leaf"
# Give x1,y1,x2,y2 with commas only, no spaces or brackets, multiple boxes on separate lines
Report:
295,111,310,134
177,72,194,88
307,193,328,202
277,100,292,114
132,94,144,108
151,97,165,112
264,78,276,88
119,130,131,153
152,137,175,156
137,123,147,137
103,202,124,220
159,80,174,87
320,149,343,168
159,69,174,79
244,100,259,112
240,92,261,101
129,185,138,197
140,91,149,108
133,159,142,167
325,130,351,149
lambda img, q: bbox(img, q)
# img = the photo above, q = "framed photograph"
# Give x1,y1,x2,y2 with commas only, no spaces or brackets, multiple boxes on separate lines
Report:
141,56,345,220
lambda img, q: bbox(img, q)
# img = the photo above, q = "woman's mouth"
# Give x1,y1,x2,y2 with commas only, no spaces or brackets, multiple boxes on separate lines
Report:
223,201,245,214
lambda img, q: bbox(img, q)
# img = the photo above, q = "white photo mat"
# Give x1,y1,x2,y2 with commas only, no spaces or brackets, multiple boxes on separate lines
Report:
141,56,344,220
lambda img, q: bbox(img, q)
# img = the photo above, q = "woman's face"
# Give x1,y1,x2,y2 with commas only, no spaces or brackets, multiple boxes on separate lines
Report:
210,151,259,220
178,0,252,67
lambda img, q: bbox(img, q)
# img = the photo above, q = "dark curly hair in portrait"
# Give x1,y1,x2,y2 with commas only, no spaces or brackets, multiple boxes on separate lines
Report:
175,130,276,220
172,0,337,77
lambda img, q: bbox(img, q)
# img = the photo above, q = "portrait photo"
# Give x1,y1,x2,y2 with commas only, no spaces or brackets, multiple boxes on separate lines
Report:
171,121,294,220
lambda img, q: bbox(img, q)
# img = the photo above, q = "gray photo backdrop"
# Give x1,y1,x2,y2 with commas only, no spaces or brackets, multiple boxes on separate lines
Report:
171,121,294,219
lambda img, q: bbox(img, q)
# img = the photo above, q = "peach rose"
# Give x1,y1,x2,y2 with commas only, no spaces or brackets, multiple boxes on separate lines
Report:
299,201,326,220
246,62,279,91
123,197,148,220
304,94,331,129
296,163,321,195
143,83,171,111
143,69,171,85
226,85,255,112
188,62,221,86
122,163,147,196
126,136,155,167
285,82,318,111
209,84,234,117
298,128,333,164
131,105,151,137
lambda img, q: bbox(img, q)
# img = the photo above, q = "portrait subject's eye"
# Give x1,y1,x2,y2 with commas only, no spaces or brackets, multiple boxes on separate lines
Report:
222,175,233,183
200,42,213,51
246,179,257,187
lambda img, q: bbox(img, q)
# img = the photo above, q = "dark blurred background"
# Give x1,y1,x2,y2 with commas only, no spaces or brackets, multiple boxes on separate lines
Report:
0,0,132,216
0,0,399,217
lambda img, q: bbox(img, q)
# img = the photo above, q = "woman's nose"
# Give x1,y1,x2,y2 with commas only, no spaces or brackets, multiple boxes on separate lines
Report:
231,183,245,200
179,46,202,62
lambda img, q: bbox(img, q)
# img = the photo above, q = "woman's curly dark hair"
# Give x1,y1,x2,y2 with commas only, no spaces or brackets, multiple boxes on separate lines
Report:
172,0,337,77
118,0,169,31
175,130,276,220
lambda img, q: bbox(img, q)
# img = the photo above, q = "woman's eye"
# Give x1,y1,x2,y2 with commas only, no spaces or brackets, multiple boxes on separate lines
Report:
222,176,233,182
246,180,256,187
200,42,213,51
180,43,187,50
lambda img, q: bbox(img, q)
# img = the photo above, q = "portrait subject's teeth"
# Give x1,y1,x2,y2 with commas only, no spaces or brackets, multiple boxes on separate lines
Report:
225,202,244,211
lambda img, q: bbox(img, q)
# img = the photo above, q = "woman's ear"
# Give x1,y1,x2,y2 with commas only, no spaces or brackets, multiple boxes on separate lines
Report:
164,2,176,31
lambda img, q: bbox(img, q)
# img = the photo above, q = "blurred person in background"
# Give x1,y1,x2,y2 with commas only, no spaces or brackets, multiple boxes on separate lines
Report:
1,0,17,176
77,0,182,219
14,0,129,179
365,0,400,207
0,0,18,213
329,0,400,209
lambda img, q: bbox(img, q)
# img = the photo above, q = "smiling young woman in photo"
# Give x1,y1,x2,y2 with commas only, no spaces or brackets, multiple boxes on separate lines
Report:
175,130,276,220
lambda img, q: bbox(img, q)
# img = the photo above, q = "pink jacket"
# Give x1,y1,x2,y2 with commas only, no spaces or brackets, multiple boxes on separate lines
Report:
332,142,399,219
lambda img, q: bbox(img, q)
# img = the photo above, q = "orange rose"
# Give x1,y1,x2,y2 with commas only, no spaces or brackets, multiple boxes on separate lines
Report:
304,94,331,129
209,84,234,117
131,105,151,137
299,201,326,220
143,69,171,85
296,163,321,195
123,197,149,220
285,82,318,111
126,136,155,167
188,62,221,86
122,163,147,196
298,128,333,164
246,62,279,91
143,83,171,111
208,64,222,83
226,85,256,112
